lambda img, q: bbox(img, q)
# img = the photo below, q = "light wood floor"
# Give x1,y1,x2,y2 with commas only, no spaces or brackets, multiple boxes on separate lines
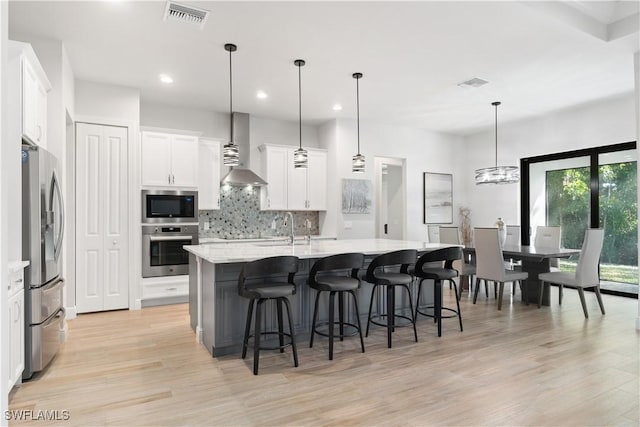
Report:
9,287,640,426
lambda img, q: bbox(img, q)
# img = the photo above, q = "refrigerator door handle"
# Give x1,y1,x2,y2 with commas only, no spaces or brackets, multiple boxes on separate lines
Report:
50,170,65,261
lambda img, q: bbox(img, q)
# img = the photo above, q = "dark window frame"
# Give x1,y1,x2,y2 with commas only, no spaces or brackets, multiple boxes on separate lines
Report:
520,141,637,245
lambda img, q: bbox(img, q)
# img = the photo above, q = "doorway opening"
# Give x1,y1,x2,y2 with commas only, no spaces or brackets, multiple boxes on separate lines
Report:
375,157,406,239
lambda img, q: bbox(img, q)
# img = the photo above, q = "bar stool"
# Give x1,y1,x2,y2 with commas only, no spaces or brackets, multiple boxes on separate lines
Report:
365,249,418,348
238,256,299,375
413,247,464,337
309,253,366,360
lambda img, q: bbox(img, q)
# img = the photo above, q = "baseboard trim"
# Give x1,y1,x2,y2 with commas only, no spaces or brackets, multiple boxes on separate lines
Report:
65,306,77,320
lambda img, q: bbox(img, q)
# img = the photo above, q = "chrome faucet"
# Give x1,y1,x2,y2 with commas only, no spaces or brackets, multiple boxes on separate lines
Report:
283,212,295,245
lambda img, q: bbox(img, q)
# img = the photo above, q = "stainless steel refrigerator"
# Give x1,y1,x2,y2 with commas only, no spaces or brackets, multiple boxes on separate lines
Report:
21,144,65,379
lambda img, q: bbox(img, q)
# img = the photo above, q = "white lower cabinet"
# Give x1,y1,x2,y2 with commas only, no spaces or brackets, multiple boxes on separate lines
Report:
8,264,26,392
142,276,189,306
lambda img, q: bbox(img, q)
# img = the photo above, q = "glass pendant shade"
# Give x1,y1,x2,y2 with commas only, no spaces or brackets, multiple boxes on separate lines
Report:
223,142,239,166
474,101,519,185
293,147,308,169
352,153,365,173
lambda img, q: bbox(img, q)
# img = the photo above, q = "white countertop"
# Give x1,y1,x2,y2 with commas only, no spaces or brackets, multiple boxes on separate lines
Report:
185,238,448,264
8,260,30,273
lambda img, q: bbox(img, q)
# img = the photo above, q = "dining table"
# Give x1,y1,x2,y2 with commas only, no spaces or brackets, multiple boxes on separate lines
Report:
463,244,581,306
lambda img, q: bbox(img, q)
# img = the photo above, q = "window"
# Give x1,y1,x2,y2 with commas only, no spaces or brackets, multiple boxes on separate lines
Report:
521,142,637,296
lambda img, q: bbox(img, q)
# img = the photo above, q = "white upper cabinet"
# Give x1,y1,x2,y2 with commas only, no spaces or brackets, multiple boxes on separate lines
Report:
141,131,199,188
260,144,327,211
10,41,51,148
260,145,289,210
198,139,221,210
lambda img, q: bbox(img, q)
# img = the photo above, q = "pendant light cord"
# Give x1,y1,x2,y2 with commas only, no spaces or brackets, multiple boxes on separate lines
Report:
229,48,233,145
298,63,302,150
356,76,360,155
494,103,498,168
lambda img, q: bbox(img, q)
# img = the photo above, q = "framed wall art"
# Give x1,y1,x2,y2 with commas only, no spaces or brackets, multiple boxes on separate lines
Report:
423,172,453,224
342,179,372,214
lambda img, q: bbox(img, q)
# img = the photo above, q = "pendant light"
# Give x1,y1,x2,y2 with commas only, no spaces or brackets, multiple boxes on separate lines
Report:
352,72,365,173
474,101,519,185
293,59,308,169
223,43,239,166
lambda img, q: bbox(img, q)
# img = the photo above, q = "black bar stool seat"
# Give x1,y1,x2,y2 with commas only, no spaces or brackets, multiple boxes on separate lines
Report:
365,249,418,348
309,253,365,360
414,247,464,337
238,255,300,375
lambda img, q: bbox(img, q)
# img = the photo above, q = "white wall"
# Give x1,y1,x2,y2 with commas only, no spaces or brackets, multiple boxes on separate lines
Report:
320,118,466,240
1,1,9,421
634,52,640,330
76,80,140,122
463,94,637,230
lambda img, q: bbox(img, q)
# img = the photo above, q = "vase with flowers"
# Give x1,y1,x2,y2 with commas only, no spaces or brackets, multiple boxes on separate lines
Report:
459,207,472,246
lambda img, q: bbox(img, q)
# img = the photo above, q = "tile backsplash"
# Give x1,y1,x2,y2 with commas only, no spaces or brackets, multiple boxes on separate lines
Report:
199,185,319,239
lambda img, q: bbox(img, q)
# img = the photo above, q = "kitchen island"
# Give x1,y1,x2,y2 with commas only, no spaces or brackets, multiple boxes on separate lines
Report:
185,239,450,357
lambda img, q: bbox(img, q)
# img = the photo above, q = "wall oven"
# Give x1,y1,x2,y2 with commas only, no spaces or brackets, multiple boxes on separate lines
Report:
142,190,198,223
142,225,198,277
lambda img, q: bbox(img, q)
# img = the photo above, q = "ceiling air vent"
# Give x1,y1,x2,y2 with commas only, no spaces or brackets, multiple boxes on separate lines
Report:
163,1,210,29
457,77,489,88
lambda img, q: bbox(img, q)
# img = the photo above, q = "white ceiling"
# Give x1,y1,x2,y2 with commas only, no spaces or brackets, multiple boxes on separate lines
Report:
8,1,639,136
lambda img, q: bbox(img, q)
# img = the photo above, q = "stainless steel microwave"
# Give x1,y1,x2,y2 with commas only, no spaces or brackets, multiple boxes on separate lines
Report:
142,190,198,223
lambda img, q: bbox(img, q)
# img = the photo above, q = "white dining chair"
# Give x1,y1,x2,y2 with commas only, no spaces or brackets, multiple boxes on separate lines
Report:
505,225,520,246
538,229,605,318
534,226,561,268
439,226,476,297
473,228,528,310
427,225,440,243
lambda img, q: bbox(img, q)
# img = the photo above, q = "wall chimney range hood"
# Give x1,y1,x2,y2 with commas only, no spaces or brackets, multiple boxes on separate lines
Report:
220,112,268,186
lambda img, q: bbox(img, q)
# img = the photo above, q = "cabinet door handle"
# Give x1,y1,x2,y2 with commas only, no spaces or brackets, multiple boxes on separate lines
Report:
15,278,23,283
168,174,171,184
166,287,177,291
37,125,42,141
172,174,175,184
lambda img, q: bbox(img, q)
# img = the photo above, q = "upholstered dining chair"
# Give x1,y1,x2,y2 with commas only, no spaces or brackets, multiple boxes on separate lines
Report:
534,226,562,268
473,228,528,310
505,225,521,246
427,225,440,243
439,226,476,297
538,229,605,318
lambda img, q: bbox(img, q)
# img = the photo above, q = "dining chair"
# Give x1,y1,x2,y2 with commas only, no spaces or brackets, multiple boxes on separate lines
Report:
504,225,522,292
427,225,440,243
534,226,562,268
439,226,476,297
538,229,605,318
473,228,529,310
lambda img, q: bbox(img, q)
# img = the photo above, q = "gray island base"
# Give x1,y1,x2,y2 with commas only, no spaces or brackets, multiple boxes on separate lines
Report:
186,239,451,357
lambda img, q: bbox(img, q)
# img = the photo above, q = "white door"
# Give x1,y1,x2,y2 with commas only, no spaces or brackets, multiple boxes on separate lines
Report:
76,123,129,313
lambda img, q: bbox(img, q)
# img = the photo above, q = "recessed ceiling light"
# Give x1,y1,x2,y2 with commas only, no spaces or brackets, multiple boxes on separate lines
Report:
256,90,268,99
332,104,343,111
159,74,174,84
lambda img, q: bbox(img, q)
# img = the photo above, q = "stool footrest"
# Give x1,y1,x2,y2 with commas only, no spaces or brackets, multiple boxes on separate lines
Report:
416,306,460,319
312,322,361,339
368,313,414,329
246,331,295,352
